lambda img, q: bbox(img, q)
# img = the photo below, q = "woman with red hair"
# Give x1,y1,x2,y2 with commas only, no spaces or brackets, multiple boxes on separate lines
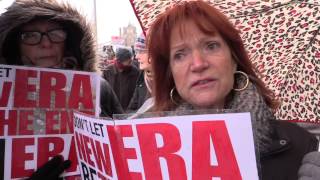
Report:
146,1,320,179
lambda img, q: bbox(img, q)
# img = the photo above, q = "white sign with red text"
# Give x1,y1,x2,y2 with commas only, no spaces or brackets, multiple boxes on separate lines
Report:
0,65,100,179
74,112,259,180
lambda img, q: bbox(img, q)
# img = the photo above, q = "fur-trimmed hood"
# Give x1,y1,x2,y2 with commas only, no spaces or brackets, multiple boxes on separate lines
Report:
0,0,98,72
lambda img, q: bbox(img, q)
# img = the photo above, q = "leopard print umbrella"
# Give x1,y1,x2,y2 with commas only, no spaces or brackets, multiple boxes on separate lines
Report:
129,0,320,122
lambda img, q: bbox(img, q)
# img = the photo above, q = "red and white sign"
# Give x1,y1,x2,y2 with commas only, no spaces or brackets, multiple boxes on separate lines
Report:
0,65,100,179
74,112,259,180
111,36,125,46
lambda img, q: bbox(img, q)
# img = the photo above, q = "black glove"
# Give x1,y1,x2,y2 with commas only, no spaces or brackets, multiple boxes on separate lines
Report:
298,151,320,180
27,155,71,180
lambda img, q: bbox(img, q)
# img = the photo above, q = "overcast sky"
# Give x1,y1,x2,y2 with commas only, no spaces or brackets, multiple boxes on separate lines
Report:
0,0,142,44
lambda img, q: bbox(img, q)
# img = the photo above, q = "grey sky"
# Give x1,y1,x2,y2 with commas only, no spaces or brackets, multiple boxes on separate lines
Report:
0,0,142,44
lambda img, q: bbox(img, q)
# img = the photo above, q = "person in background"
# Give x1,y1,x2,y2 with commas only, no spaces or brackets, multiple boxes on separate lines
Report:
131,44,139,68
127,33,154,112
105,45,116,65
146,1,320,179
103,47,139,111
0,0,123,178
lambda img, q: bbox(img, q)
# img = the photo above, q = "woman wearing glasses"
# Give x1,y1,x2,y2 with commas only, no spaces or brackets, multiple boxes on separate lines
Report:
0,7,85,70
19,19,67,68
0,0,124,179
0,0,123,117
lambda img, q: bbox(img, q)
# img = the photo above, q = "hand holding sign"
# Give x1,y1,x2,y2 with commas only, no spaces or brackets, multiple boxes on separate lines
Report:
27,155,71,180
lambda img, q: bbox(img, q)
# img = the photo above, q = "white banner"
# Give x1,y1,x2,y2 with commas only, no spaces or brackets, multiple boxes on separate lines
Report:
74,112,259,180
0,65,100,179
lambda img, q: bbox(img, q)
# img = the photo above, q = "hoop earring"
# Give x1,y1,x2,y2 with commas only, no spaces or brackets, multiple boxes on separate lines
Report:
170,87,179,105
233,71,249,91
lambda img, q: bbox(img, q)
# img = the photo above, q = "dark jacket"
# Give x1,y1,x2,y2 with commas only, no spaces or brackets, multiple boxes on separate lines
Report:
103,64,139,111
100,78,124,117
0,0,123,118
260,120,317,180
127,71,150,112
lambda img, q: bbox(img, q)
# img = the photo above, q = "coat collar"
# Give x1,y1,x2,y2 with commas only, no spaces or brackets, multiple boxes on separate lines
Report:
260,121,291,159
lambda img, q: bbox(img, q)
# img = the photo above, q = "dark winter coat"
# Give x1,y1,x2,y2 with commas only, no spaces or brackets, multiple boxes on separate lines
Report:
100,78,124,117
0,0,123,117
260,120,317,180
103,64,139,111
127,71,150,112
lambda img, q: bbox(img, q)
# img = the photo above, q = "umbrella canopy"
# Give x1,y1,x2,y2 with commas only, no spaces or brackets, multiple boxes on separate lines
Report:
130,0,320,122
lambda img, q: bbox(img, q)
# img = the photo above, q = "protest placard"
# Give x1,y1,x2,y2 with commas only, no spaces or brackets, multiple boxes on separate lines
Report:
74,111,259,180
0,65,100,179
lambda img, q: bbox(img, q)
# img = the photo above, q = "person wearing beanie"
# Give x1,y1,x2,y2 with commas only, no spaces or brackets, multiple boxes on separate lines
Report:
127,33,154,112
103,47,139,111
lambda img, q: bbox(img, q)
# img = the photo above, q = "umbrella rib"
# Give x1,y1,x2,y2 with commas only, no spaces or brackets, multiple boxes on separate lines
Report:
279,20,320,95
305,25,320,51
233,1,320,18
233,1,291,18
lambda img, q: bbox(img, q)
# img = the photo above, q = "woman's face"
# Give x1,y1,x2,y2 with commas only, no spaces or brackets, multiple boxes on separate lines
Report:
169,20,237,109
19,20,65,68
136,51,150,71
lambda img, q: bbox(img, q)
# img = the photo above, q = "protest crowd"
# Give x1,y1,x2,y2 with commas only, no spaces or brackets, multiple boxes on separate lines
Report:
0,0,319,179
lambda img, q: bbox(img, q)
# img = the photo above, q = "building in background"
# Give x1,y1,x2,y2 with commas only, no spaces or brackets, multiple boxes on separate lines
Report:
98,23,137,57
120,23,137,47
97,23,138,69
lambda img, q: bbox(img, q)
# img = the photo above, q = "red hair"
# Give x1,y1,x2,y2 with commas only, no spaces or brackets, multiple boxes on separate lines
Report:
147,0,278,111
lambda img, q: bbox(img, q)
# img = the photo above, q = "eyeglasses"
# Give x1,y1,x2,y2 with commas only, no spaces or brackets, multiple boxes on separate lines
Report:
20,29,67,45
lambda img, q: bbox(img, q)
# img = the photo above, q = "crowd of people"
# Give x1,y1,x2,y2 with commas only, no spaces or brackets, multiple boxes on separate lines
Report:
0,0,319,179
